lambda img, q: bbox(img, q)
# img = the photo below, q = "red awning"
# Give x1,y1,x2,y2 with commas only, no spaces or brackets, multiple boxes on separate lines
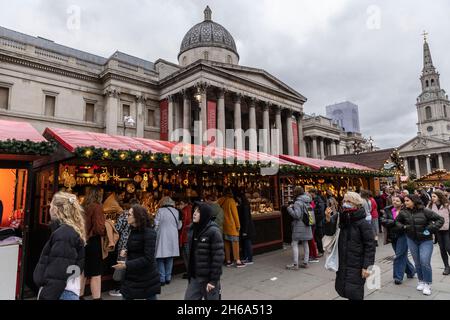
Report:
0,119,47,143
279,155,376,171
44,127,172,154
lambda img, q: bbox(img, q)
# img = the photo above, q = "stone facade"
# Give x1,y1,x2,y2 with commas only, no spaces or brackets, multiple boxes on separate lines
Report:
0,7,309,156
398,35,450,178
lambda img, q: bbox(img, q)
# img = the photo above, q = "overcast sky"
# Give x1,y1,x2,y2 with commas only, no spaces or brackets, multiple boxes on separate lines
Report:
1,0,449,148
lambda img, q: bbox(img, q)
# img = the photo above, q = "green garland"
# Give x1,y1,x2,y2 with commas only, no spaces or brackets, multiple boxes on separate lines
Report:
74,146,392,177
0,139,56,155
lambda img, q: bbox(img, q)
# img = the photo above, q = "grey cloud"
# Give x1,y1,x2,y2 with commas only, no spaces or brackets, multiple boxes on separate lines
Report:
1,0,450,148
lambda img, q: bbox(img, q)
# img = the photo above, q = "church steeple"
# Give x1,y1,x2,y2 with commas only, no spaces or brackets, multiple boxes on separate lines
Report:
421,32,441,91
204,6,212,21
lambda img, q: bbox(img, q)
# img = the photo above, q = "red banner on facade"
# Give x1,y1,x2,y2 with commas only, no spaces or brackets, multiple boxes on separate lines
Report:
292,121,299,156
160,99,168,141
207,101,217,146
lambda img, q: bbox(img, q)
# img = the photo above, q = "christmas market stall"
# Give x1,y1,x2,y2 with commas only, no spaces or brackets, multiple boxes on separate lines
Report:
28,127,293,287
0,120,55,300
277,154,391,243
414,169,450,187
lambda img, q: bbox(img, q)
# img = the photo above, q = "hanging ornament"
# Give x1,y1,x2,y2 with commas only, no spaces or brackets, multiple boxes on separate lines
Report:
141,173,149,192
64,175,76,192
134,174,143,183
126,183,136,193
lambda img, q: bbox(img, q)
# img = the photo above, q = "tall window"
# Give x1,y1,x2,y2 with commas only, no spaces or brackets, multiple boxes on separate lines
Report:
203,51,209,60
227,55,232,64
147,109,155,127
426,80,429,87
431,79,435,86
425,106,432,120
85,103,95,122
0,87,9,109
123,104,130,117
444,105,448,118
44,95,56,117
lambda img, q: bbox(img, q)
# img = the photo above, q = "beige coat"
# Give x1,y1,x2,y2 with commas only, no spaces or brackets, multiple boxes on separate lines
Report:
101,219,119,259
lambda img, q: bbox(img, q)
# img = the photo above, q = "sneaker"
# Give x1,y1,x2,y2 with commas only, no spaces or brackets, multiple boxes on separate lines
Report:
317,253,324,258
416,281,425,291
394,280,402,285
423,283,432,296
243,259,254,265
309,258,320,263
443,267,450,275
235,262,247,268
225,261,233,267
108,290,122,297
160,282,166,287
407,273,415,279
299,263,309,269
286,263,299,270
165,280,171,285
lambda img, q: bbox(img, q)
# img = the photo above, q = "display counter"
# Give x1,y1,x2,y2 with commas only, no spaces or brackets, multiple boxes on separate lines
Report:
252,211,283,254
0,244,19,300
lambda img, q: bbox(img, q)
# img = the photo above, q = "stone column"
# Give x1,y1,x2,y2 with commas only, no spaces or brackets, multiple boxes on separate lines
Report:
168,95,174,141
284,109,294,156
262,103,270,154
249,98,258,152
182,90,191,144
200,85,208,146
135,95,145,138
296,112,306,157
438,153,444,169
217,88,226,147
312,136,318,159
275,106,283,155
415,156,421,178
320,138,325,160
331,140,337,156
104,89,120,135
404,158,409,177
335,141,341,155
233,93,243,150
426,155,432,174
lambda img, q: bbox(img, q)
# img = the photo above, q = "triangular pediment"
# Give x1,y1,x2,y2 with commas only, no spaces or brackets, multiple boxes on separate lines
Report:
398,135,450,153
210,63,306,101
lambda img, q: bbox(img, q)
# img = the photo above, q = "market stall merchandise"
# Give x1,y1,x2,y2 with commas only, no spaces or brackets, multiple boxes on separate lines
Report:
0,119,54,300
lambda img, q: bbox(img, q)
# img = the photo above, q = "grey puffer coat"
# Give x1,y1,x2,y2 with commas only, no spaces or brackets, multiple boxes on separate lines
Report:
287,195,313,241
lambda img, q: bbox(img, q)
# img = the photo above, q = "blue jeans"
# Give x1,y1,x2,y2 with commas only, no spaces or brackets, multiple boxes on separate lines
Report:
392,235,416,281
242,238,253,262
157,257,174,283
59,290,79,300
407,238,434,284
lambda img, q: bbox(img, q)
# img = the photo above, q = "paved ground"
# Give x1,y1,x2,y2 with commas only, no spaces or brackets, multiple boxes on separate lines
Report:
101,241,450,300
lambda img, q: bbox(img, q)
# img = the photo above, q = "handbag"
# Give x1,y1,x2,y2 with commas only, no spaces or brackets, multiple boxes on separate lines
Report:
168,208,183,230
113,268,126,282
324,215,340,272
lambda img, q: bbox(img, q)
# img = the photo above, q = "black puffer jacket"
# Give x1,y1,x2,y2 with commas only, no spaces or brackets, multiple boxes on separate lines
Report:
121,227,161,299
313,196,326,227
33,222,85,300
324,208,376,301
395,207,444,242
187,221,224,285
380,206,405,242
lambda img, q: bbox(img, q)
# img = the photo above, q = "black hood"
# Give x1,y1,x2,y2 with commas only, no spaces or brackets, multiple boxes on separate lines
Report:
193,202,214,235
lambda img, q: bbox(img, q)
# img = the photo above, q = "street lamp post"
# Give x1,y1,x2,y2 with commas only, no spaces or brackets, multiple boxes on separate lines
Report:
123,115,136,136
368,136,374,152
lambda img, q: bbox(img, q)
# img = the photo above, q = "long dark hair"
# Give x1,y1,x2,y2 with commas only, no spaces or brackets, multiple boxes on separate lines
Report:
83,186,103,209
131,205,151,231
405,194,424,211
430,189,449,209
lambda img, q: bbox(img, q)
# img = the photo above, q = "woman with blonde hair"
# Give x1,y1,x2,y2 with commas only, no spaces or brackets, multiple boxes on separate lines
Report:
80,186,106,300
324,192,376,300
34,192,86,300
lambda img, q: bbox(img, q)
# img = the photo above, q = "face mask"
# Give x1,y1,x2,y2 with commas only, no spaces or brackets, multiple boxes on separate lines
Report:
342,203,355,209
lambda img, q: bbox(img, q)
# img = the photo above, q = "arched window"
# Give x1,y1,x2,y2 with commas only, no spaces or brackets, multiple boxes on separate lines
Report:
203,51,209,60
227,55,232,64
431,79,435,86
426,80,429,87
425,106,432,120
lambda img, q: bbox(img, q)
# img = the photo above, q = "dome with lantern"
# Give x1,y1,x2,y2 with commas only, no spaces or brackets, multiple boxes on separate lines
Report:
178,6,239,66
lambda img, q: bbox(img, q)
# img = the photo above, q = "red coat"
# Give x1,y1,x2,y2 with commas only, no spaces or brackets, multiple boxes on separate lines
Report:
369,197,378,219
179,205,192,246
